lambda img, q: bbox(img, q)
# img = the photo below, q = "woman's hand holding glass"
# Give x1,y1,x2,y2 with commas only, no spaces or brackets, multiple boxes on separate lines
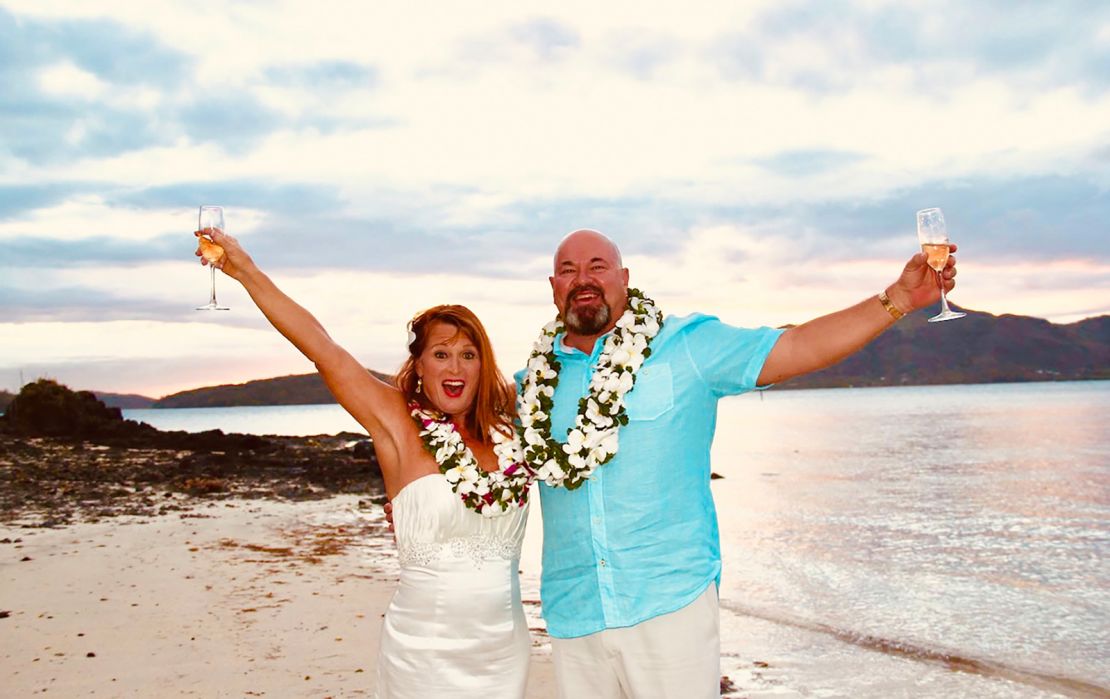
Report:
195,205,229,311
194,222,251,283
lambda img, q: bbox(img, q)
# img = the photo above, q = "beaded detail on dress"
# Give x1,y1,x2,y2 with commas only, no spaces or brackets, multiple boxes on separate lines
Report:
391,474,530,569
398,534,521,567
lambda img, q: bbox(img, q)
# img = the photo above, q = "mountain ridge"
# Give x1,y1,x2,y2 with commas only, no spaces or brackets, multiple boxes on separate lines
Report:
149,306,1108,406
152,370,395,408
8,307,1104,410
775,306,1107,389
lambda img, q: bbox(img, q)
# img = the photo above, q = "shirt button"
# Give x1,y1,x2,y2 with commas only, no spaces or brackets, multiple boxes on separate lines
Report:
599,559,607,567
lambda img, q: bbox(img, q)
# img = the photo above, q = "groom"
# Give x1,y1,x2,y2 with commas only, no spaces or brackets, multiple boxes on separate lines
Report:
521,229,958,698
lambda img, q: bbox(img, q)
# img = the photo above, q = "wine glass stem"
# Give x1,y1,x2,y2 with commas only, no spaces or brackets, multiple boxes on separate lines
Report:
209,265,218,305
936,270,952,313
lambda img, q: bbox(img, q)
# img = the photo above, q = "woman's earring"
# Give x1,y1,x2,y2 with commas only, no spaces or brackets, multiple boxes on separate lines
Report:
416,377,423,394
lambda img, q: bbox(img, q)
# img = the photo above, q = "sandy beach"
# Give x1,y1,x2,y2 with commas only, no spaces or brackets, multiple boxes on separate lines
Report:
8,384,1100,698
1,495,556,697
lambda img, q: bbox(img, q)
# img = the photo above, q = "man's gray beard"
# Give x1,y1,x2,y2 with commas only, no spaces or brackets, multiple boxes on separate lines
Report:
565,303,611,335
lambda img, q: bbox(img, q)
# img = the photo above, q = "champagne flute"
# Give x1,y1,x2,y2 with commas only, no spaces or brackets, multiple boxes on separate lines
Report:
916,207,964,322
195,205,230,311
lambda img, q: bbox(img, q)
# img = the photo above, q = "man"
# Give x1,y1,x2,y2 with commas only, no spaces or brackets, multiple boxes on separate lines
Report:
517,229,958,698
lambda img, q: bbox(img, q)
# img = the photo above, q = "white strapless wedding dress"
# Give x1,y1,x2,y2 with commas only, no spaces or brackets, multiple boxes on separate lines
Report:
375,474,531,698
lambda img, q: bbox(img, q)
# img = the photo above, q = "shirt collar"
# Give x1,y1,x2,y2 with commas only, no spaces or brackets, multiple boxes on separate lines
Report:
554,330,613,360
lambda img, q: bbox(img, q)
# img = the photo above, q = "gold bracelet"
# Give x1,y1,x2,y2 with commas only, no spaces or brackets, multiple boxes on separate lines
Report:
878,290,905,321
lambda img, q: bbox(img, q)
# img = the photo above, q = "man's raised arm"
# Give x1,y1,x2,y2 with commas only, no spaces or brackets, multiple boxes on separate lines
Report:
757,245,959,386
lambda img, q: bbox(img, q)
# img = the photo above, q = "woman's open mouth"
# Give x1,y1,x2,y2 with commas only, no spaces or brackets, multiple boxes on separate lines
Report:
442,380,465,398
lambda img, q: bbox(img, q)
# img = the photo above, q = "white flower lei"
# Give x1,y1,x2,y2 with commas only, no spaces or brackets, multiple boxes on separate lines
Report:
409,403,534,517
517,288,663,489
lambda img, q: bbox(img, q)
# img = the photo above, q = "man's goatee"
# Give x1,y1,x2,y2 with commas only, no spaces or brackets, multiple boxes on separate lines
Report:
565,303,610,335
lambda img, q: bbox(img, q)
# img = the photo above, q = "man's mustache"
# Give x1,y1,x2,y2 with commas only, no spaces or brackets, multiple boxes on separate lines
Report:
566,284,605,306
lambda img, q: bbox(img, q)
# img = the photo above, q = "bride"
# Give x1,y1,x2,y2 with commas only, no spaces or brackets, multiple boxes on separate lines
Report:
196,229,533,698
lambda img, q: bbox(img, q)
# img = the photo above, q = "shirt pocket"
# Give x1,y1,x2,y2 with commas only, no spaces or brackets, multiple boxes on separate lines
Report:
625,363,674,421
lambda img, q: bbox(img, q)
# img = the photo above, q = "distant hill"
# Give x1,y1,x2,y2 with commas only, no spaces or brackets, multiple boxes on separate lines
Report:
93,392,156,409
144,308,1107,407
153,369,394,408
1,389,154,411
776,305,1108,389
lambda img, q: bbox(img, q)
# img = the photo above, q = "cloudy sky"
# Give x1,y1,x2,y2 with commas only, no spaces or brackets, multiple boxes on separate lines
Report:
1,0,1108,398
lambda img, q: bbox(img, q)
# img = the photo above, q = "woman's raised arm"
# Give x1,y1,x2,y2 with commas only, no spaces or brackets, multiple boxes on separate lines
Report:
195,228,407,452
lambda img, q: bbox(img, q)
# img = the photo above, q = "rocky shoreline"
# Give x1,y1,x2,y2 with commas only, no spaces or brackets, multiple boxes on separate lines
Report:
0,379,384,528
0,431,384,528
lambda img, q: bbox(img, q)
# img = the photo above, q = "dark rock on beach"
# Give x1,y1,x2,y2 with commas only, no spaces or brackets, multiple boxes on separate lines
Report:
2,379,127,439
1,379,271,451
720,675,737,694
0,380,384,527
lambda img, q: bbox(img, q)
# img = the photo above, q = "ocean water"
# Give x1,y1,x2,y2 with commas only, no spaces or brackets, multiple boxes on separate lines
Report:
125,381,1110,698
708,382,1109,698
123,402,368,437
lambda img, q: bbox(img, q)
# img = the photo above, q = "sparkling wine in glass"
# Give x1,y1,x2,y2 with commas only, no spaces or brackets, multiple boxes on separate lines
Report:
916,207,964,322
196,205,229,311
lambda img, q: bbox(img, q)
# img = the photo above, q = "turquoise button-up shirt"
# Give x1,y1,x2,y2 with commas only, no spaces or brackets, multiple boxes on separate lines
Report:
518,313,784,639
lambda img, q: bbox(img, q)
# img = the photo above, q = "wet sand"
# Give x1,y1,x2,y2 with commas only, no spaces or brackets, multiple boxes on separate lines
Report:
1,496,556,697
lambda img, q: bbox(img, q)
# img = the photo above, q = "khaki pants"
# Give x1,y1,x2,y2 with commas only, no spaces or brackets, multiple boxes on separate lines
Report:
551,583,720,699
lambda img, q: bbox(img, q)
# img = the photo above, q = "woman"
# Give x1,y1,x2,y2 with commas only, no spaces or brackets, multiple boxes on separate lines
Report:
196,229,533,698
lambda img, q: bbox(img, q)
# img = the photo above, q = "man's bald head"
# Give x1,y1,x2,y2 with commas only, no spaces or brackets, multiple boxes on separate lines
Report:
549,229,629,342
553,229,623,270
